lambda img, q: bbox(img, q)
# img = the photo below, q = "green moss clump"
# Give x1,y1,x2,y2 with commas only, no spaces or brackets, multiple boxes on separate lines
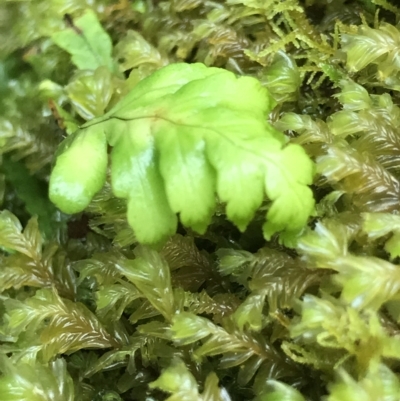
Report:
2,0,400,400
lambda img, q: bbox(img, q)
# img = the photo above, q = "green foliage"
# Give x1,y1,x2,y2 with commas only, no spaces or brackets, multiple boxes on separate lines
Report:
258,381,305,401
51,10,115,72
149,360,230,401
327,363,400,401
49,125,108,214
4,0,400,400
49,62,314,244
116,246,175,320
4,288,117,361
362,212,400,259
0,358,74,401
1,154,61,239
0,211,75,297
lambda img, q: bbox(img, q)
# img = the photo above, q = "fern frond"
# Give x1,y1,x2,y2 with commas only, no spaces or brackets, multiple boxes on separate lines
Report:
161,234,211,271
114,30,167,72
329,82,400,173
85,183,134,246
49,63,314,244
276,113,334,146
160,234,227,292
74,250,125,287
51,10,114,72
129,299,161,324
66,67,114,121
258,51,301,103
352,119,400,173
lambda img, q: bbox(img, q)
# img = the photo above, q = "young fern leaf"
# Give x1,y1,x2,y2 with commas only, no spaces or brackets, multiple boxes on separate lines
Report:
49,125,108,215
96,282,141,322
51,10,114,72
0,210,42,258
49,63,315,244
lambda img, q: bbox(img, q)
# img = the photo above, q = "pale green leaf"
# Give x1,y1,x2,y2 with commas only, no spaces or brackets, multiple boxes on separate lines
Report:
66,67,114,120
110,119,178,244
51,10,114,71
49,124,108,214
50,63,314,244
114,30,166,72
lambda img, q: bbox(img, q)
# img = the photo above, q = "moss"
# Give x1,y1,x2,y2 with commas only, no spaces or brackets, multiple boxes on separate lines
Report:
2,0,400,400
